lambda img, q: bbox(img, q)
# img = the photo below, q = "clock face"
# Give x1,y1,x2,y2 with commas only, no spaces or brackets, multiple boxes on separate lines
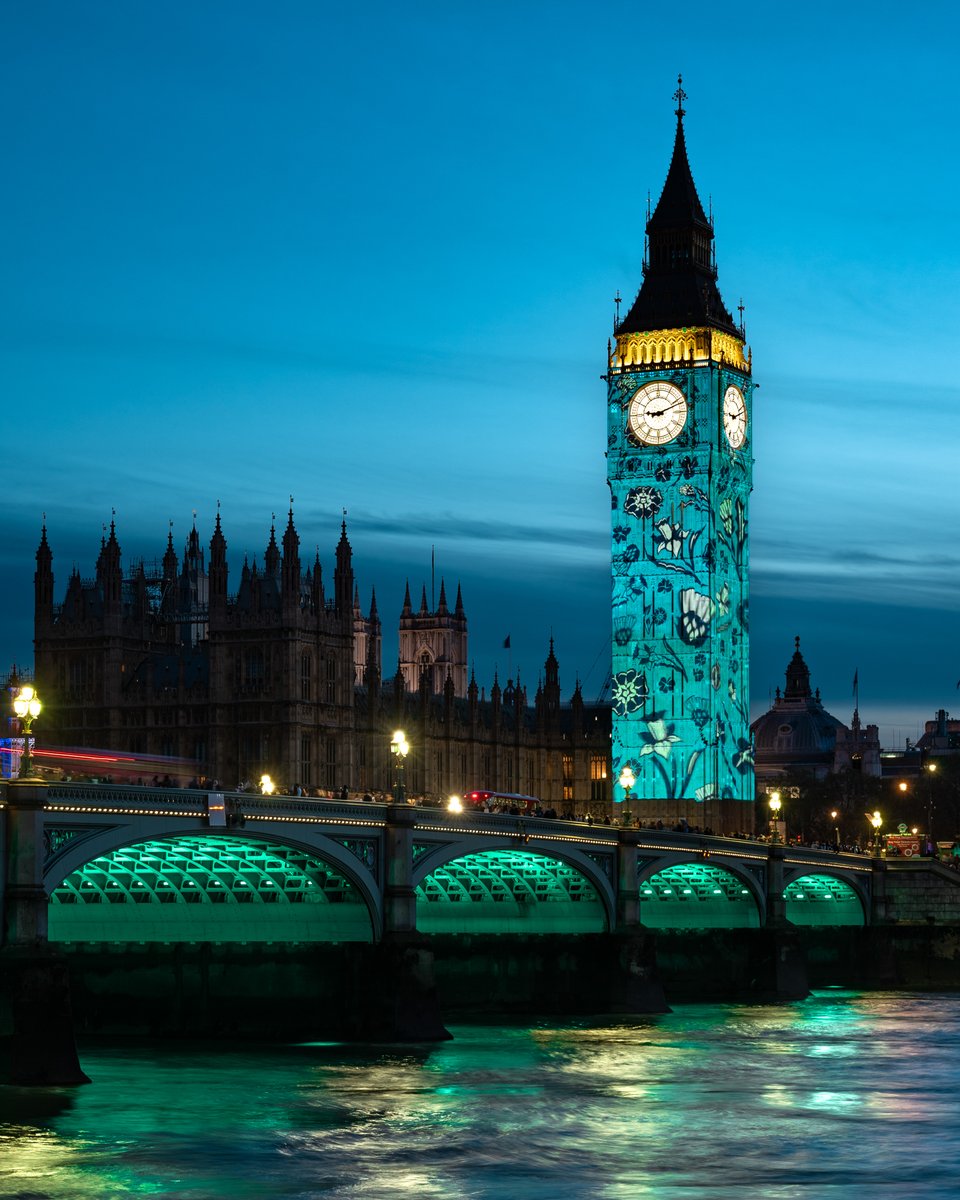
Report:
627,381,688,446
723,385,747,449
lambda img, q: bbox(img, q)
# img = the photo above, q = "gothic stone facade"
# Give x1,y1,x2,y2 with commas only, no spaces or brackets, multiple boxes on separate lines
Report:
31,512,611,810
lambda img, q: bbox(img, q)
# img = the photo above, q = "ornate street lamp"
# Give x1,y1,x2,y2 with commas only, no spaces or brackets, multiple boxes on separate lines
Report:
447,794,463,814
768,791,782,843
12,685,42,779
390,730,410,804
617,765,635,827
259,773,276,796
868,809,883,856
830,809,840,850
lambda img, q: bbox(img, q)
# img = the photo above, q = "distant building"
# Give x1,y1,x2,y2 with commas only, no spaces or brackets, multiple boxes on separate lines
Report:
30,512,611,809
915,710,960,756
751,638,881,788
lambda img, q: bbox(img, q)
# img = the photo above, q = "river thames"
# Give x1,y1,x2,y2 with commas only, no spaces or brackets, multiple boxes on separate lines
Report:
2,991,959,1198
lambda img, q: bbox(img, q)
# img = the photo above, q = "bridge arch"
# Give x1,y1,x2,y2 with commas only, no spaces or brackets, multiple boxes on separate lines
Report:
46,832,380,943
783,873,866,926
638,859,763,928
414,844,611,934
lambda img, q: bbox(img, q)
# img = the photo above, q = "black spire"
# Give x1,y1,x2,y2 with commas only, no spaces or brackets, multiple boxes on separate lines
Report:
619,76,737,337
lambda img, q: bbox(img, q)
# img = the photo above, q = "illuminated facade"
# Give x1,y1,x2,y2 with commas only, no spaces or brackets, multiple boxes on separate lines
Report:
31,513,610,805
607,81,754,830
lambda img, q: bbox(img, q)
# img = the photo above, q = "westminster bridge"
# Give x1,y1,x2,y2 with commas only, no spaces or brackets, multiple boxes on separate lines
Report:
4,779,960,1083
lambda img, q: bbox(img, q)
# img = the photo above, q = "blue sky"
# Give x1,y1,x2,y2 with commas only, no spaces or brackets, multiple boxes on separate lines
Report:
3,1,959,746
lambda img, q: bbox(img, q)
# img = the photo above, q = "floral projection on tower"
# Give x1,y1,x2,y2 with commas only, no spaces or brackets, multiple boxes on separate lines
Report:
608,364,754,809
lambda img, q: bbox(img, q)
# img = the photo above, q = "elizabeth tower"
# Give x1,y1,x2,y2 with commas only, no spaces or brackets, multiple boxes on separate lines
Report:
607,80,754,831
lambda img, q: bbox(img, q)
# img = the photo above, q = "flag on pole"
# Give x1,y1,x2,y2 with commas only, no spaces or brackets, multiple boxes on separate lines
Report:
503,635,511,650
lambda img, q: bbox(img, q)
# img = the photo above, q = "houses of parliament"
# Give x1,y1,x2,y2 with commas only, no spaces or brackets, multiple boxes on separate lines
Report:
29,510,612,807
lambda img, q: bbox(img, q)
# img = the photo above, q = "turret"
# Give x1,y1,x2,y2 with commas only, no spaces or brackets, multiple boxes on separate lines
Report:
161,524,178,617
281,503,300,617
96,518,123,615
209,509,228,617
784,636,812,701
264,518,281,579
34,520,53,631
334,519,353,617
312,550,325,611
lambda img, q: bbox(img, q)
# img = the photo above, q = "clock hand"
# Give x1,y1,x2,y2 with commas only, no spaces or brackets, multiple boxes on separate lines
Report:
649,400,683,417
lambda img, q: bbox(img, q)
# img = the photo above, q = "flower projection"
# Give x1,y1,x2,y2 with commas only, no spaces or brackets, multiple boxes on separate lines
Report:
624,486,663,520
639,714,681,759
612,669,648,716
654,520,689,558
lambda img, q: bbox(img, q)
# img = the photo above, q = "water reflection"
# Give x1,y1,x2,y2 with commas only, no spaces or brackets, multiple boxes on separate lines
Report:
2,993,960,1197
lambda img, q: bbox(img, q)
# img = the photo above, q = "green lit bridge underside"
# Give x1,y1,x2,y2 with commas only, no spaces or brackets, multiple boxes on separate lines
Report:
48,837,864,943
639,866,864,930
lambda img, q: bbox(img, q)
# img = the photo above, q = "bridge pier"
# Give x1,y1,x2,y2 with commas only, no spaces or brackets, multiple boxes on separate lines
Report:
765,844,787,927
870,858,888,924
348,804,450,1042
753,845,808,1000
610,830,669,1012
616,828,640,930
0,781,89,1085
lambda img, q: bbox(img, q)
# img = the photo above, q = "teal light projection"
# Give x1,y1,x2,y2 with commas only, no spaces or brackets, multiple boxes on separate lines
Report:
49,835,373,943
639,863,760,929
784,874,865,927
416,850,606,935
608,363,754,814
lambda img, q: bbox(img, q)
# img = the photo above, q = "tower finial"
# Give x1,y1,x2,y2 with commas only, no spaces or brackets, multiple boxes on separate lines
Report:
673,73,687,121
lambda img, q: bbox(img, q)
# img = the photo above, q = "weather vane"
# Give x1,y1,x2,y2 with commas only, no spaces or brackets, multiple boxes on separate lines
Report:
673,73,687,119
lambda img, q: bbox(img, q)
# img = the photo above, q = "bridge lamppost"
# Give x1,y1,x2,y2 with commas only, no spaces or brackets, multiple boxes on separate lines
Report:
447,794,463,814
618,765,635,828
12,685,42,779
391,730,410,804
830,809,840,850
868,810,883,857
925,762,938,846
768,792,782,843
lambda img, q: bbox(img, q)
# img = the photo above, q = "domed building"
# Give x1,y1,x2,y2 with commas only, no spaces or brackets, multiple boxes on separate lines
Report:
751,638,881,787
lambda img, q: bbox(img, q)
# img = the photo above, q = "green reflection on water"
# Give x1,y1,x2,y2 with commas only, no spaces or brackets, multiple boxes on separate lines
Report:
2,994,960,1198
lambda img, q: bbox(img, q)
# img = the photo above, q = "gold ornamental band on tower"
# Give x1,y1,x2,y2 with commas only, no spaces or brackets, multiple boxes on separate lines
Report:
611,327,751,373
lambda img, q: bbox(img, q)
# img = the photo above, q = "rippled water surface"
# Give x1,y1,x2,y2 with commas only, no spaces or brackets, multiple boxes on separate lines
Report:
3,992,960,1198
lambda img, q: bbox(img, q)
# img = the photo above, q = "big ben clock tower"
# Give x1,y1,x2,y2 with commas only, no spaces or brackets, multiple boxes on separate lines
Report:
607,78,754,832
